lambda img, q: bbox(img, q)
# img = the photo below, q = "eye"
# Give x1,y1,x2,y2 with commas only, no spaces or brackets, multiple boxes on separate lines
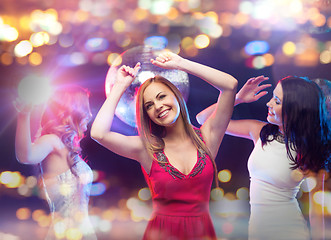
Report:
159,94,166,99
274,97,281,105
145,103,153,110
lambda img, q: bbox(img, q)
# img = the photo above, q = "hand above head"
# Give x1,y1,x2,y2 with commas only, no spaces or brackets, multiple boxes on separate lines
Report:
13,98,33,115
116,62,141,88
235,75,271,105
150,51,183,70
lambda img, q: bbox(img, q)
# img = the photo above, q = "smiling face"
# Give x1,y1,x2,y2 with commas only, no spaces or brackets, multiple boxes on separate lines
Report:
143,82,180,127
266,82,284,132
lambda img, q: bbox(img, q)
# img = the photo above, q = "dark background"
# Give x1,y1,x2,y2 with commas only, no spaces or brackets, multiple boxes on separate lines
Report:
0,0,330,239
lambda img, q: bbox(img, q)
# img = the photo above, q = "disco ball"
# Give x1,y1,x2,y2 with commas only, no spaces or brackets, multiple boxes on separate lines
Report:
105,45,190,127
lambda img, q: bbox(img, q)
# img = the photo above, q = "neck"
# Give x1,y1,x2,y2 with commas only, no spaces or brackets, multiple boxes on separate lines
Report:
164,116,188,142
278,126,284,135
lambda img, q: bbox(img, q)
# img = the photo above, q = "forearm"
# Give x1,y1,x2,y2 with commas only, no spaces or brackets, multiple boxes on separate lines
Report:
15,113,33,163
196,93,243,125
90,84,125,141
177,58,238,92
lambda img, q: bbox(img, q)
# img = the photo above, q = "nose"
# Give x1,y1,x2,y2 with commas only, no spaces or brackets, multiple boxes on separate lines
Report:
154,101,163,112
266,99,272,108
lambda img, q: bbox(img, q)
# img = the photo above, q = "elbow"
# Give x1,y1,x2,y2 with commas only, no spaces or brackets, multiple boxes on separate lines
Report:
230,78,238,91
15,153,31,165
90,128,104,143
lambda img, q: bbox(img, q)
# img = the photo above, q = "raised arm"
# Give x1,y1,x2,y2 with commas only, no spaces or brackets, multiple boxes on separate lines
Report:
151,52,237,158
90,63,148,163
15,102,56,164
196,75,270,143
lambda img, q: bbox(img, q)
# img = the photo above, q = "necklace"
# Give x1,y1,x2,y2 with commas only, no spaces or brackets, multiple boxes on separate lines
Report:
275,132,285,144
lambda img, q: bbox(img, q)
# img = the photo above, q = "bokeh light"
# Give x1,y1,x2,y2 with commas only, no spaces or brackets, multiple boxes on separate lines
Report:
218,169,232,183
301,177,317,192
17,75,53,105
236,187,249,200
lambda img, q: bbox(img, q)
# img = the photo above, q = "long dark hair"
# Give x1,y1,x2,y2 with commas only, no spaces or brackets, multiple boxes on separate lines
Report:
41,86,92,165
136,76,219,186
261,76,330,172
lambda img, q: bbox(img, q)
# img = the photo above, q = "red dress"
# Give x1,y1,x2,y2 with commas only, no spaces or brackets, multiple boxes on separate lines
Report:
141,129,217,240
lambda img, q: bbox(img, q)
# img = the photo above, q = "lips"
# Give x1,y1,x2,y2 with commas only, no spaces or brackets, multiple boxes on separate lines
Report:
158,109,170,118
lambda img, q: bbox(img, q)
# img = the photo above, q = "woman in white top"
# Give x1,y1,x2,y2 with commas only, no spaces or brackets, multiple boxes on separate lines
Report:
197,76,331,240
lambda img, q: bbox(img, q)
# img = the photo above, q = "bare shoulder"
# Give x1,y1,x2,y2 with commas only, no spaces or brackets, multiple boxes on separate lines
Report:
250,120,267,143
34,134,65,150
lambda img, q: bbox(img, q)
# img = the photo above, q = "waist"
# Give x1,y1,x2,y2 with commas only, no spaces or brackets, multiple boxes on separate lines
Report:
250,178,300,204
152,199,210,216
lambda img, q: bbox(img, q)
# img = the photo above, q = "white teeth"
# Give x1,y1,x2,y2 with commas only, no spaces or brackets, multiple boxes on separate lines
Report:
159,110,169,118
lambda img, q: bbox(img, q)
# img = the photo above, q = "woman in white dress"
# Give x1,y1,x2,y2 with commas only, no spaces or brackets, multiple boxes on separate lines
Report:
15,86,97,240
196,76,331,240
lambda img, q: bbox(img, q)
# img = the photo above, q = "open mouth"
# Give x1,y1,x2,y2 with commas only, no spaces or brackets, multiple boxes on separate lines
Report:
158,109,170,118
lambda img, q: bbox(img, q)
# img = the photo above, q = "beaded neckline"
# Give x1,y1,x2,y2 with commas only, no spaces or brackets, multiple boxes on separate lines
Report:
275,132,285,144
154,128,208,179
155,149,207,179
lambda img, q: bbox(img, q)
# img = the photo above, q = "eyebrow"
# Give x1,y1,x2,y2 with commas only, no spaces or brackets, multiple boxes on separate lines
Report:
144,91,164,106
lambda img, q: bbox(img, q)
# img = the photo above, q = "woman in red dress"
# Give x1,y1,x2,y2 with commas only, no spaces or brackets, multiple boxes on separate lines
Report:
91,52,238,239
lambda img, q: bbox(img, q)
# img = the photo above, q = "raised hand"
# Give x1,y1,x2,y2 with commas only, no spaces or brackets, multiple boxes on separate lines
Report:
13,97,33,115
150,51,183,70
236,75,271,105
116,62,141,88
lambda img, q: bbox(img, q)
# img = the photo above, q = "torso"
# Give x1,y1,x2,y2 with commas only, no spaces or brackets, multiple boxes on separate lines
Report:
41,135,71,180
163,138,198,175
140,127,217,239
247,137,310,240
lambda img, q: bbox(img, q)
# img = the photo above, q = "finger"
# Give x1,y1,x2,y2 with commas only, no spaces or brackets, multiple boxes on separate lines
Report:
255,91,269,99
255,76,269,84
257,83,272,91
246,77,256,84
156,56,167,63
150,58,164,67
134,62,141,68
134,63,141,75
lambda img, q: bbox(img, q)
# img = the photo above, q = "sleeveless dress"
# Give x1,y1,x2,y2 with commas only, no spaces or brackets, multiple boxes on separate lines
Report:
141,129,216,240
247,138,310,240
40,160,97,240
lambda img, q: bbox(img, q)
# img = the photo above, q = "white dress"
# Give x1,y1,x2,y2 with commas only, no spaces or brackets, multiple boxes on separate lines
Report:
41,160,97,240
247,138,310,240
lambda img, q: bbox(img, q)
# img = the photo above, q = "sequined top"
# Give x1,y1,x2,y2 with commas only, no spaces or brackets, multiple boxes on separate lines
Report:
41,160,97,240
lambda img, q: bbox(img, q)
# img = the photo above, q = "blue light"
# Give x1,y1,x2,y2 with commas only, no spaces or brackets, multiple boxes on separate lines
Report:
85,38,109,52
90,182,106,196
244,41,269,55
144,36,168,50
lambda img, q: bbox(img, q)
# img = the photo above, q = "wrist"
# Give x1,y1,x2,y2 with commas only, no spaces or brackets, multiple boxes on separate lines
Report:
235,94,243,106
17,111,31,118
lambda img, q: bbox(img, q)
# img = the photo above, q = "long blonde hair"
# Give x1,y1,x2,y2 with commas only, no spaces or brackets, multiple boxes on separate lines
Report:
41,86,92,165
136,76,218,186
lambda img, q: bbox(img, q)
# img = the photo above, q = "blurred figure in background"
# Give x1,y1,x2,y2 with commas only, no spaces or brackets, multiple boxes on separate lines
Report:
15,86,97,240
